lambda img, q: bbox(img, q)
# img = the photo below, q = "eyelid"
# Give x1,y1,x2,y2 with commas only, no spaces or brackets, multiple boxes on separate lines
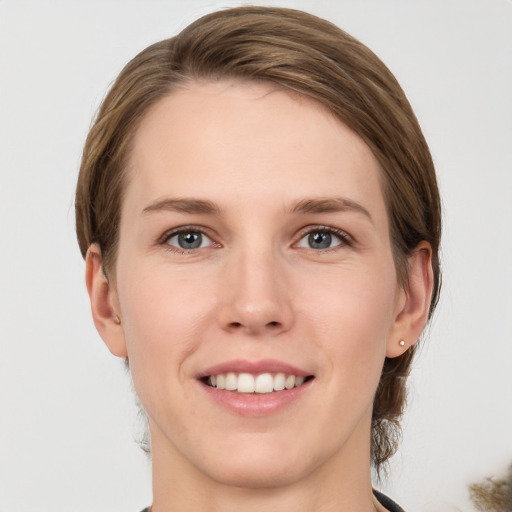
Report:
156,224,352,253
158,225,220,251
294,225,354,249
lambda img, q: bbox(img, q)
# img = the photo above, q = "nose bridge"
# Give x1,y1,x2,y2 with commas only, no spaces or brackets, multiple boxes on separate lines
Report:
218,240,292,335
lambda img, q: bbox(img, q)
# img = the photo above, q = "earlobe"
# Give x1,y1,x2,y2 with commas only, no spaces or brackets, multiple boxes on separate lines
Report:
85,244,128,358
386,241,434,358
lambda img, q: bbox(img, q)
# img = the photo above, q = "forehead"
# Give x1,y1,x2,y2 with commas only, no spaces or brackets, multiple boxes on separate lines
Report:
125,80,386,221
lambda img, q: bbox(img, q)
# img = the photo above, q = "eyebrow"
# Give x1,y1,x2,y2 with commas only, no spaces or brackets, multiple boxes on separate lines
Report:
141,196,372,222
142,198,220,216
291,197,373,222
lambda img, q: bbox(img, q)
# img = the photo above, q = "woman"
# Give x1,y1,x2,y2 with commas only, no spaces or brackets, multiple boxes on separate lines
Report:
75,6,441,511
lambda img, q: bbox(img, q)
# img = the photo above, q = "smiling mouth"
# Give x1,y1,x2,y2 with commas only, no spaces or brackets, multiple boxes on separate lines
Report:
203,372,314,394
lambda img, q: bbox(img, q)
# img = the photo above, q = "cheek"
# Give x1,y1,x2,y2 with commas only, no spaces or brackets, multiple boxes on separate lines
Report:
115,262,216,379
298,261,398,367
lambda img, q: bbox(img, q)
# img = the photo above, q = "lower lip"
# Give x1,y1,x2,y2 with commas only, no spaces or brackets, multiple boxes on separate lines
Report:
200,380,313,416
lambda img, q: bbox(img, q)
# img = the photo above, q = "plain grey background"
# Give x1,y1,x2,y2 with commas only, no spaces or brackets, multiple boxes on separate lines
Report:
1,1,511,510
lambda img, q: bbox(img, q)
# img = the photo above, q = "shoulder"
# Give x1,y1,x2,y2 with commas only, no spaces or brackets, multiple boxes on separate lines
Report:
373,489,406,512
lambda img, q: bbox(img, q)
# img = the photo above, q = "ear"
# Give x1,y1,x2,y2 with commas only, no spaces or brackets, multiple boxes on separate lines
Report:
85,244,128,358
386,241,434,358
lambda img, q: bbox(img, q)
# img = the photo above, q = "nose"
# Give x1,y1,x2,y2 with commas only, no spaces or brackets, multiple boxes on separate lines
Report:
217,247,294,337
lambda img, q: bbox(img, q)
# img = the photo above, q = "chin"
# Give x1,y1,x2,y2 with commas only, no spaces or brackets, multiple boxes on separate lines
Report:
205,457,310,490
191,433,327,490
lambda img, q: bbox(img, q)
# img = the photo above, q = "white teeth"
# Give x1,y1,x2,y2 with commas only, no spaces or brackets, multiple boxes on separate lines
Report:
285,375,296,389
237,373,255,393
207,372,308,393
225,372,237,391
273,372,286,391
255,373,274,393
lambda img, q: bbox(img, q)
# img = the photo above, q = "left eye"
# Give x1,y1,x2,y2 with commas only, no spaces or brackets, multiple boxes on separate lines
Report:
296,229,345,250
166,230,213,250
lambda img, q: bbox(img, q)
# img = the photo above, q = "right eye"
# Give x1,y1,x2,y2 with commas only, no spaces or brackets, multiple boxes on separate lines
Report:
295,226,351,251
164,229,214,251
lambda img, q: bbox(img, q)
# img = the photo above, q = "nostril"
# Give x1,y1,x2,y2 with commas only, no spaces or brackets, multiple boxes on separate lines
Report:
225,320,283,332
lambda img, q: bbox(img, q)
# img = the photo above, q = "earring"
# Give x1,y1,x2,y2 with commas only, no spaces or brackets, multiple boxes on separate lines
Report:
399,340,406,347
113,314,121,325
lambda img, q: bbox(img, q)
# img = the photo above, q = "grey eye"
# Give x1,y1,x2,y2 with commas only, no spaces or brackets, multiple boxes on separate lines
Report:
308,232,332,249
297,229,344,250
167,231,211,250
178,232,202,249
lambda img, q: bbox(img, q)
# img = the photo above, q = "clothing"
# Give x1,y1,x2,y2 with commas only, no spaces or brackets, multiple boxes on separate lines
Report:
374,489,406,512
140,491,405,512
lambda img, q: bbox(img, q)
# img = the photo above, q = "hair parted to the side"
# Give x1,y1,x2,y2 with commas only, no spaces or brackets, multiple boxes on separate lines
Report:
75,5,441,471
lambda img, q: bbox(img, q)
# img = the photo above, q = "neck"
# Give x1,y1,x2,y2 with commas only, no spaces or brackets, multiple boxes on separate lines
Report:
149,414,381,512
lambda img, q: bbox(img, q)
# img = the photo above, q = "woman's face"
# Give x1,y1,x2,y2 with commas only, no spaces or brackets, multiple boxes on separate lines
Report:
104,81,408,487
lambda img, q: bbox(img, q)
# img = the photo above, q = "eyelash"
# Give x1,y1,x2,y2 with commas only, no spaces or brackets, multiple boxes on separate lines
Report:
158,226,218,255
158,225,353,254
295,225,353,251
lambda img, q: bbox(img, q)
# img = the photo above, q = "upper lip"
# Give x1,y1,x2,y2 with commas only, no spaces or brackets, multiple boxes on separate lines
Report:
198,359,312,378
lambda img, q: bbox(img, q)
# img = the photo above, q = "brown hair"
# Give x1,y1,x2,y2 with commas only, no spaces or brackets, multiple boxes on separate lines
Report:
75,6,441,470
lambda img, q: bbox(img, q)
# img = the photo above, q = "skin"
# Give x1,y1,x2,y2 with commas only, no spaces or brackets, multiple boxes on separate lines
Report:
86,80,433,512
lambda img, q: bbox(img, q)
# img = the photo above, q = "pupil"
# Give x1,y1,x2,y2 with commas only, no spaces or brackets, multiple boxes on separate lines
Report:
179,232,202,249
309,232,331,249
